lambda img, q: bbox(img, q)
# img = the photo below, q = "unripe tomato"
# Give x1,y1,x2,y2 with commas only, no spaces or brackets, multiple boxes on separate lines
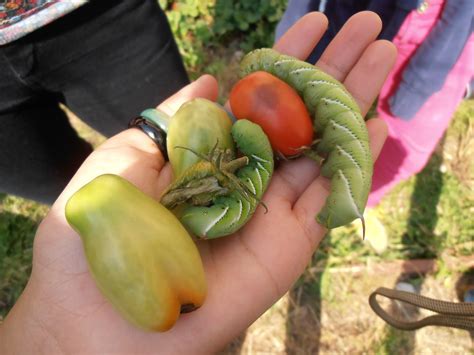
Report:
167,98,234,179
229,71,313,157
66,174,207,332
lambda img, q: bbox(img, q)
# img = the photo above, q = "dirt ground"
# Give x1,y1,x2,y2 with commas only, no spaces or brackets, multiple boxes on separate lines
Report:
221,259,473,354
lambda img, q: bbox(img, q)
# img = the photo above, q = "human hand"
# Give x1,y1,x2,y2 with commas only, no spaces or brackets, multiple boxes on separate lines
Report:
0,11,396,354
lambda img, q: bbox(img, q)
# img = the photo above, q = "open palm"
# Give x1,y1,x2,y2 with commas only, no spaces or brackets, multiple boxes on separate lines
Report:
0,12,396,354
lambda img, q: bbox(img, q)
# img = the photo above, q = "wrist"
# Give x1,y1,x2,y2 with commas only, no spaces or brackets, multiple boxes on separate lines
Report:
0,282,53,354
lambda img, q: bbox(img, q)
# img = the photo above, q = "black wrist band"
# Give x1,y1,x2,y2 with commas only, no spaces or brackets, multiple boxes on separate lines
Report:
128,116,168,161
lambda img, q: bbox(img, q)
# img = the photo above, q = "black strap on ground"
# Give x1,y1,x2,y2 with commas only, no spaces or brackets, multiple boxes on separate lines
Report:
369,287,474,331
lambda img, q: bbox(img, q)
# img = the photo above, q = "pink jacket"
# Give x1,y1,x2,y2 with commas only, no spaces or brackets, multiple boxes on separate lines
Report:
368,0,474,207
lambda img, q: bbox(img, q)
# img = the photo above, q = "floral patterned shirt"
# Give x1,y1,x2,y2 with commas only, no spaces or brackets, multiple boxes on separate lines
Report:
0,0,87,45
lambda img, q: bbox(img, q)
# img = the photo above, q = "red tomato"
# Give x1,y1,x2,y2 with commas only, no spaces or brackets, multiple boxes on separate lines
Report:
229,71,313,157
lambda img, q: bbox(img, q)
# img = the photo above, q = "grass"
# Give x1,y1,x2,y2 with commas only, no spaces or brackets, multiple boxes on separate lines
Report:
1,9,473,353
0,194,48,318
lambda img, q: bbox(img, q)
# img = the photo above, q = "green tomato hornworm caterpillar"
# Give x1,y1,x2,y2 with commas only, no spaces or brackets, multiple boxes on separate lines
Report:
240,48,372,233
178,119,274,239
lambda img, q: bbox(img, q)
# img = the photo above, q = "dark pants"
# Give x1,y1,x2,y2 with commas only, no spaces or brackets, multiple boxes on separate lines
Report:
0,0,189,204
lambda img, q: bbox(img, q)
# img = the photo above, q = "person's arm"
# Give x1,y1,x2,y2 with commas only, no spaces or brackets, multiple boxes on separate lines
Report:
0,12,396,354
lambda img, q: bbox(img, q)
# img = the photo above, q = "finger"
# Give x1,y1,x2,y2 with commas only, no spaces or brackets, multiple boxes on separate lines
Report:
273,12,328,59
224,12,327,112
366,117,388,161
51,130,163,210
100,74,219,157
158,74,219,115
344,39,397,115
316,11,382,81
292,118,388,242
53,75,220,208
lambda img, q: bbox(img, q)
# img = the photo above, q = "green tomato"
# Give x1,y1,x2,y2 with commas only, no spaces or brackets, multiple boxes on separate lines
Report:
167,98,235,179
65,174,207,332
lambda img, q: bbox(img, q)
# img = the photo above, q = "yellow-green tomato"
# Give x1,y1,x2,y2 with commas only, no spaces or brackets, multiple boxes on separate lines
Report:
65,174,207,332
167,98,234,179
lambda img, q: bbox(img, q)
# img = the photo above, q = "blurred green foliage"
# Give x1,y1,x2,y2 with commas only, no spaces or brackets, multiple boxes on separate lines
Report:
159,0,287,73
0,194,48,318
